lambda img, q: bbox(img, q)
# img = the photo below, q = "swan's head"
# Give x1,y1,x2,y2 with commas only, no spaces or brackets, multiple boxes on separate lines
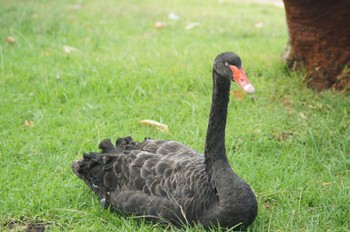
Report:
214,52,255,93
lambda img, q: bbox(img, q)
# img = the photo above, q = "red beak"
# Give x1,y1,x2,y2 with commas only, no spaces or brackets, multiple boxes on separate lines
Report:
229,65,255,93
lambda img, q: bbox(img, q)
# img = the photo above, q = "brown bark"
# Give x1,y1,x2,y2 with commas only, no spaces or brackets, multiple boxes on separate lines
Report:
282,0,350,92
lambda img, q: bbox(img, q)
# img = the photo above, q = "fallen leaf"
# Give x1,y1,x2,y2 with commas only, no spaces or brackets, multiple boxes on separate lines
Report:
140,119,168,133
168,12,180,20
254,22,264,28
7,36,15,44
185,22,200,30
154,21,167,29
307,103,324,110
230,90,246,100
24,120,34,127
299,112,307,119
63,45,78,53
263,202,272,209
322,182,332,187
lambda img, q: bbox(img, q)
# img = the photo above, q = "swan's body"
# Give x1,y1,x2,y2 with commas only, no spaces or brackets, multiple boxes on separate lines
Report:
72,52,258,229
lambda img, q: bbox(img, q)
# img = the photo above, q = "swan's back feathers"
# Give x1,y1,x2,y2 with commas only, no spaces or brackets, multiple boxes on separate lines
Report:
72,137,218,226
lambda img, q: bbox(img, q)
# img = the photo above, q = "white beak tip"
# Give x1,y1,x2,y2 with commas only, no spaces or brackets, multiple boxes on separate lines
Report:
243,84,255,93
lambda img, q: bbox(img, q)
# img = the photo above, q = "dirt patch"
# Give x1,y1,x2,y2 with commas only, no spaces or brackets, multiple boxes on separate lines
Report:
5,219,49,232
272,131,294,141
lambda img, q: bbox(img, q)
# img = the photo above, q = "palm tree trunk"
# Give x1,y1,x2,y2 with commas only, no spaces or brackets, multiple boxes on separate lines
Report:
282,0,350,92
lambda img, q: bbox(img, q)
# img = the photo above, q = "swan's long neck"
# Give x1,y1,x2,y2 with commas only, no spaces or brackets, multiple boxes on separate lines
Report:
204,69,231,171
203,69,254,212
201,56,258,226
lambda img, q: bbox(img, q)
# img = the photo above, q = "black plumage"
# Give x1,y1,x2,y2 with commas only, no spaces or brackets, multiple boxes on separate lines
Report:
72,52,258,229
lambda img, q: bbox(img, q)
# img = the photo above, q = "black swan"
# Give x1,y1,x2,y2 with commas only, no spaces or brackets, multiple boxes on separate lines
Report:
72,52,258,229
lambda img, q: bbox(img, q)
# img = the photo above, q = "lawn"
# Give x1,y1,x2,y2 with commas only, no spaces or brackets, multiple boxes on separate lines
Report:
0,0,349,231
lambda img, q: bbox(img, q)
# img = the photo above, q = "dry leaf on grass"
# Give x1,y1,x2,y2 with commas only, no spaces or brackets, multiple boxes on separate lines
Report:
185,22,200,30
63,45,79,54
7,36,15,44
24,120,34,127
322,182,332,187
168,12,180,20
154,21,167,29
140,119,168,133
299,112,307,119
230,90,246,100
254,22,264,28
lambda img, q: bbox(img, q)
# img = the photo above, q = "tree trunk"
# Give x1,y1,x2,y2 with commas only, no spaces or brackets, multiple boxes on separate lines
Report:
282,0,350,92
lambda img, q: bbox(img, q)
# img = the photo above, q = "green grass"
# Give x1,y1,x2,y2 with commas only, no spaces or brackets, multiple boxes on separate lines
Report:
0,0,349,231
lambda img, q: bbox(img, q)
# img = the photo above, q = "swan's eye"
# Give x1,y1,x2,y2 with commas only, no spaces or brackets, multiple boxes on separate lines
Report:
224,62,229,67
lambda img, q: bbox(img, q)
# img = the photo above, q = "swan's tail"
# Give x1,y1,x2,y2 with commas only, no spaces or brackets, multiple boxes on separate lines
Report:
72,137,136,200
72,150,108,199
